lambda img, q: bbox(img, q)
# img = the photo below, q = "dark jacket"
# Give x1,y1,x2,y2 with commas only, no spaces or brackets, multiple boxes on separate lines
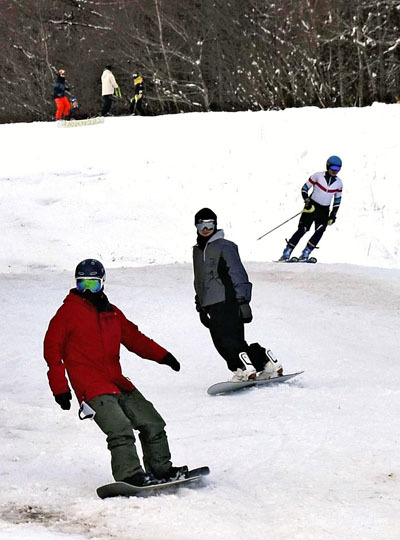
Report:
68,107,89,120
193,230,252,308
53,75,67,98
43,292,168,402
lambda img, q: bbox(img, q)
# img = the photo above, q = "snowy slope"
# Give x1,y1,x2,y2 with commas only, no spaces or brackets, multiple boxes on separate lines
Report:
0,107,400,540
1,103,400,274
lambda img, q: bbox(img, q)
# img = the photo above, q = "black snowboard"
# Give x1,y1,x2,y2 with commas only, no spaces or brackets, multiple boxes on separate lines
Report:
97,466,210,499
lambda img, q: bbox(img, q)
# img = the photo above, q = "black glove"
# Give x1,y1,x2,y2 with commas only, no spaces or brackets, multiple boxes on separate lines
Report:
194,296,201,312
328,212,336,225
163,352,181,372
55,391,72,410
239,303,253,323
199,309,210,328
303,198,315,213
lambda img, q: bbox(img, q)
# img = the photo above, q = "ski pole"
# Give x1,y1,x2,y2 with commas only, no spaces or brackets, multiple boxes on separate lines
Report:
257,211,302,241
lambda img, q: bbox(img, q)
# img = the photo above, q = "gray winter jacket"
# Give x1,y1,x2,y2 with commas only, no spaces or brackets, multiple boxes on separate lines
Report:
193,230,252,308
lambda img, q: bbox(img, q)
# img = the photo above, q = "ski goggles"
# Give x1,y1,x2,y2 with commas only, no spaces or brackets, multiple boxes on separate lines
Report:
328,165,341,172
76,278,103,293
196,219,216,231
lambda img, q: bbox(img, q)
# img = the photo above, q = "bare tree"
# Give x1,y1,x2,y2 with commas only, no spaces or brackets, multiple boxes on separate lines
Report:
0,0,400,123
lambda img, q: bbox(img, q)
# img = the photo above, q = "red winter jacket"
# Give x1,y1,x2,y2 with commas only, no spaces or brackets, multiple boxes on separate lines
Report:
43,292,168,403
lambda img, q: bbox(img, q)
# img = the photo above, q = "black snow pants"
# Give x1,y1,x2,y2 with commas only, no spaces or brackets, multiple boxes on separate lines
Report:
207,300,268,372
288,201,330,249
130,97,145,115
102,94,113,116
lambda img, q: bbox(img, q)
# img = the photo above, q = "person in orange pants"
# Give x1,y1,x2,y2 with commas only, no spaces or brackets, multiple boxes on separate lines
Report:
53,69,71,120
55,96,71,120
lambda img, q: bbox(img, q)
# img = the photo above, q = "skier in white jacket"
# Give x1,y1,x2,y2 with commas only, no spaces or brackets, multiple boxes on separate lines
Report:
279,155,343,261
101,65,119,116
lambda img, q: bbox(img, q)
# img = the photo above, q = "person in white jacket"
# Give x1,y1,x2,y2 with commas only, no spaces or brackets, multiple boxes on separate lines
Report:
101,65,119,116
279,155,343,261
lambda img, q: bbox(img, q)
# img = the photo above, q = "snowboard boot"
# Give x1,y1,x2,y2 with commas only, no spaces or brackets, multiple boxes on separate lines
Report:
279,243,293,261
123,471,158,487
230,367,257,382
257,350,283,379
299,244,313,261
155,465,189,482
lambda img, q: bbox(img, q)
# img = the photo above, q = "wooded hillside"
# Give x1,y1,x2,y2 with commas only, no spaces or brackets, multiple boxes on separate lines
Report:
1,0,399,122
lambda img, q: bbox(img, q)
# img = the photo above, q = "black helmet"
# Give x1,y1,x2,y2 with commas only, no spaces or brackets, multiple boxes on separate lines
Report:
75,259,105,280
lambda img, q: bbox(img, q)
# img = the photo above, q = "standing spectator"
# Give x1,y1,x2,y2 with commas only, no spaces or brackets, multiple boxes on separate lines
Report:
53,69,71,120
101,65,119,116
129,73,145,115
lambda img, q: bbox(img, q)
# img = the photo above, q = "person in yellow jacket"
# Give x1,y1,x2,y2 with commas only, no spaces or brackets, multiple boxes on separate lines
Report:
129,73,145,115
101,65,120,116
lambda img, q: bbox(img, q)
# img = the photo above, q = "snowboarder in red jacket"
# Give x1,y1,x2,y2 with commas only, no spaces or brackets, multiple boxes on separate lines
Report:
43,259,187,486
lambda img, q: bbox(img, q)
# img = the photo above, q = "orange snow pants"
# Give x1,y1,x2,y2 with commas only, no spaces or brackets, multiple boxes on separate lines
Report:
55,97,71,120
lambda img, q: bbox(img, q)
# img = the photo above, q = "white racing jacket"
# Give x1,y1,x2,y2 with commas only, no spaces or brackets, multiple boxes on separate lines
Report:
303,171,343,207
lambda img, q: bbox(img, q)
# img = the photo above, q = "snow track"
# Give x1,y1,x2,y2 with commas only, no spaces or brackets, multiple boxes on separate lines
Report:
1,263,399,539
1,105,399,538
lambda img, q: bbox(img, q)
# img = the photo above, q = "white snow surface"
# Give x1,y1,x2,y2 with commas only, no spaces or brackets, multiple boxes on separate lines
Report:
0,105,399,539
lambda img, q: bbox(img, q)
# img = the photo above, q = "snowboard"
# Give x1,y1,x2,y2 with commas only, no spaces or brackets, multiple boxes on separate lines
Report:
207,372,304,396
96,466,210,499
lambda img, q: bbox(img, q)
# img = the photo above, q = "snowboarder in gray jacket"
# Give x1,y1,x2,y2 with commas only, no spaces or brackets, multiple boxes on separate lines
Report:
192,208,283,382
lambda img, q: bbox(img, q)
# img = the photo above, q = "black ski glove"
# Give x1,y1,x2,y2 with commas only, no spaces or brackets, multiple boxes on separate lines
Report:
55,391,72,410
328,212,337,225
163,352,181,372
303,198,315,213
199,309,210,328
239,303,253,324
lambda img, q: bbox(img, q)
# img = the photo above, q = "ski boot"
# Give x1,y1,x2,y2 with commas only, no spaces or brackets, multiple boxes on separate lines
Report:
299,245,313,262
279,243,293,262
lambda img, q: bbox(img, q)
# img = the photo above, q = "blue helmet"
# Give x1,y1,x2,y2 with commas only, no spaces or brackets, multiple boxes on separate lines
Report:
326,155,342,171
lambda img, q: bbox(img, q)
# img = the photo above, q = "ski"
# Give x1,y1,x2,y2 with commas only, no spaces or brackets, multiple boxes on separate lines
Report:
289,256,317,264
273,257,317,263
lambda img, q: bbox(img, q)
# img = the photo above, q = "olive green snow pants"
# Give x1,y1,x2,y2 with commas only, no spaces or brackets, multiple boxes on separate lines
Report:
88,389,172,481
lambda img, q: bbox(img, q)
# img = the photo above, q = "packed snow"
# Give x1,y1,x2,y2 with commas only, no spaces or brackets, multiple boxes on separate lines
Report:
0,104,399,540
